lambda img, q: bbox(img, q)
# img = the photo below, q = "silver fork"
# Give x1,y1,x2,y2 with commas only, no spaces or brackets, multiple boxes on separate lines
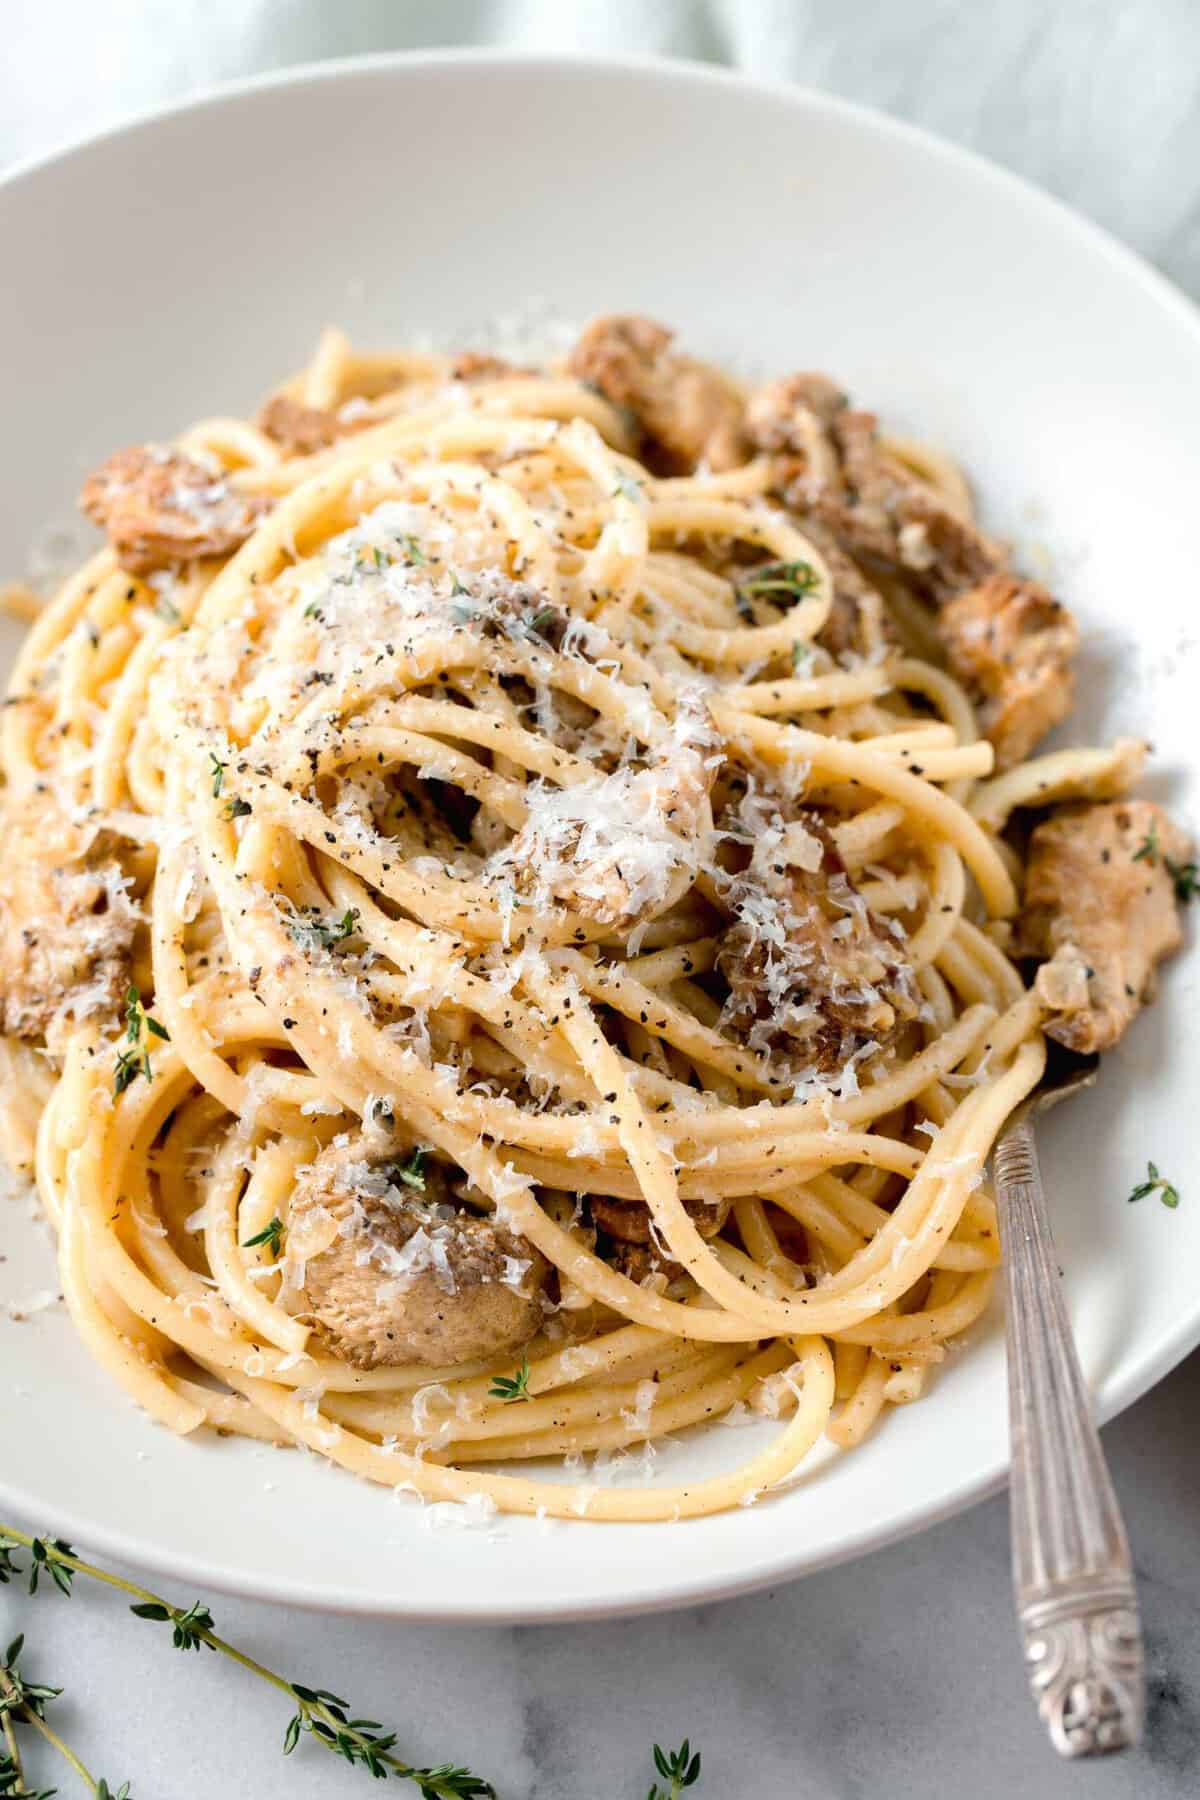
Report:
992,1048,1144,1757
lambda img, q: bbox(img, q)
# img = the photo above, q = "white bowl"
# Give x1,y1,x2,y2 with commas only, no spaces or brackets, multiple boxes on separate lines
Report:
2,51,1198,1621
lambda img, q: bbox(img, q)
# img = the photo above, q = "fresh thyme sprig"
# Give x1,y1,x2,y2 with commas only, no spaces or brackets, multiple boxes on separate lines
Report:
1131,823,1199,901
487,1355,532,1404
128,1602,214,1653
224,796,252,820
242,1216,284,1256
0,1745,56,1800
27,1540,75,1599
0,1631,129,1798
0,1528,494,1798
1132,821,1159,864
0,1668,29,1800
208,753,227,797
393,1147,428,1192
288,907,360,952
647,1739,702,1799
0,1757,55,1799
738,560,819,607
1127,1161,1180,1208
516,607,558,641
0,1636,62,1722
113,988,169,1098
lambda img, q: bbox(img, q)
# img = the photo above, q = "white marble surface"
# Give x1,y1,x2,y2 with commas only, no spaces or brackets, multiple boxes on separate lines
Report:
3,5,1200,1796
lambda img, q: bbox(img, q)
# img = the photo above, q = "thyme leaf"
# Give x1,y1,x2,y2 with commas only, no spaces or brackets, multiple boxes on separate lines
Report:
114,989,168,1098
130,1600,215,1653
28,1541,75,1599
738,560,819,607
394,1147,428,1192
648,1737,702,1798
1127,1161,1180,1209
0,1757,56,1799
288,907,360,952
242,1216,284,1256
0,1637,62,1721
487,1355,532,1404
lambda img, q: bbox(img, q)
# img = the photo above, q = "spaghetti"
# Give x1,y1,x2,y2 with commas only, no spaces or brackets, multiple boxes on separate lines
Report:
0,322,1183,1522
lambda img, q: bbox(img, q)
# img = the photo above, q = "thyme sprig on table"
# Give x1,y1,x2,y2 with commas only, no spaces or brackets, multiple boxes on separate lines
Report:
0,1527,495,1798
0,1627,126,1798
647,1739,702,1799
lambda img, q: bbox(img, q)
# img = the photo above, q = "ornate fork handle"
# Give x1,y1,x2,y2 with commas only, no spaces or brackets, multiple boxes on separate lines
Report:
993,1115,1144,1756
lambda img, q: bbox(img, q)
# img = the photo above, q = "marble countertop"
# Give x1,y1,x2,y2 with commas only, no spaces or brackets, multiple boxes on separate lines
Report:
5,1365,1199,1798
3,5,1199,1796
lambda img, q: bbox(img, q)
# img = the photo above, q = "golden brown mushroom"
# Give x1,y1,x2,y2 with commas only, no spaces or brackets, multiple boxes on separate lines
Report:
80,445,270,576
567,314,746,473
1016,799,1191,1053
288,1142,549,1369
0,787,137,1043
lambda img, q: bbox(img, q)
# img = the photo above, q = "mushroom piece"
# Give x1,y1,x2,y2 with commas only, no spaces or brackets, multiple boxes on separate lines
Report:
1015,799,1192,1053
0,787,137,1043
716,799,920,1070
817,409,1002,601
257,395,352,456
745,375,1002,603
289,1141,549,1369
448,350,533,383
80,445,271,576
589,1191,730,1246
567,314,746,473
940,573,1079,770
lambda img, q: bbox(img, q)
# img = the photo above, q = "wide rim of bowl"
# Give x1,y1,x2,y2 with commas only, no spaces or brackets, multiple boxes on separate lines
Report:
2,48,1199,1623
